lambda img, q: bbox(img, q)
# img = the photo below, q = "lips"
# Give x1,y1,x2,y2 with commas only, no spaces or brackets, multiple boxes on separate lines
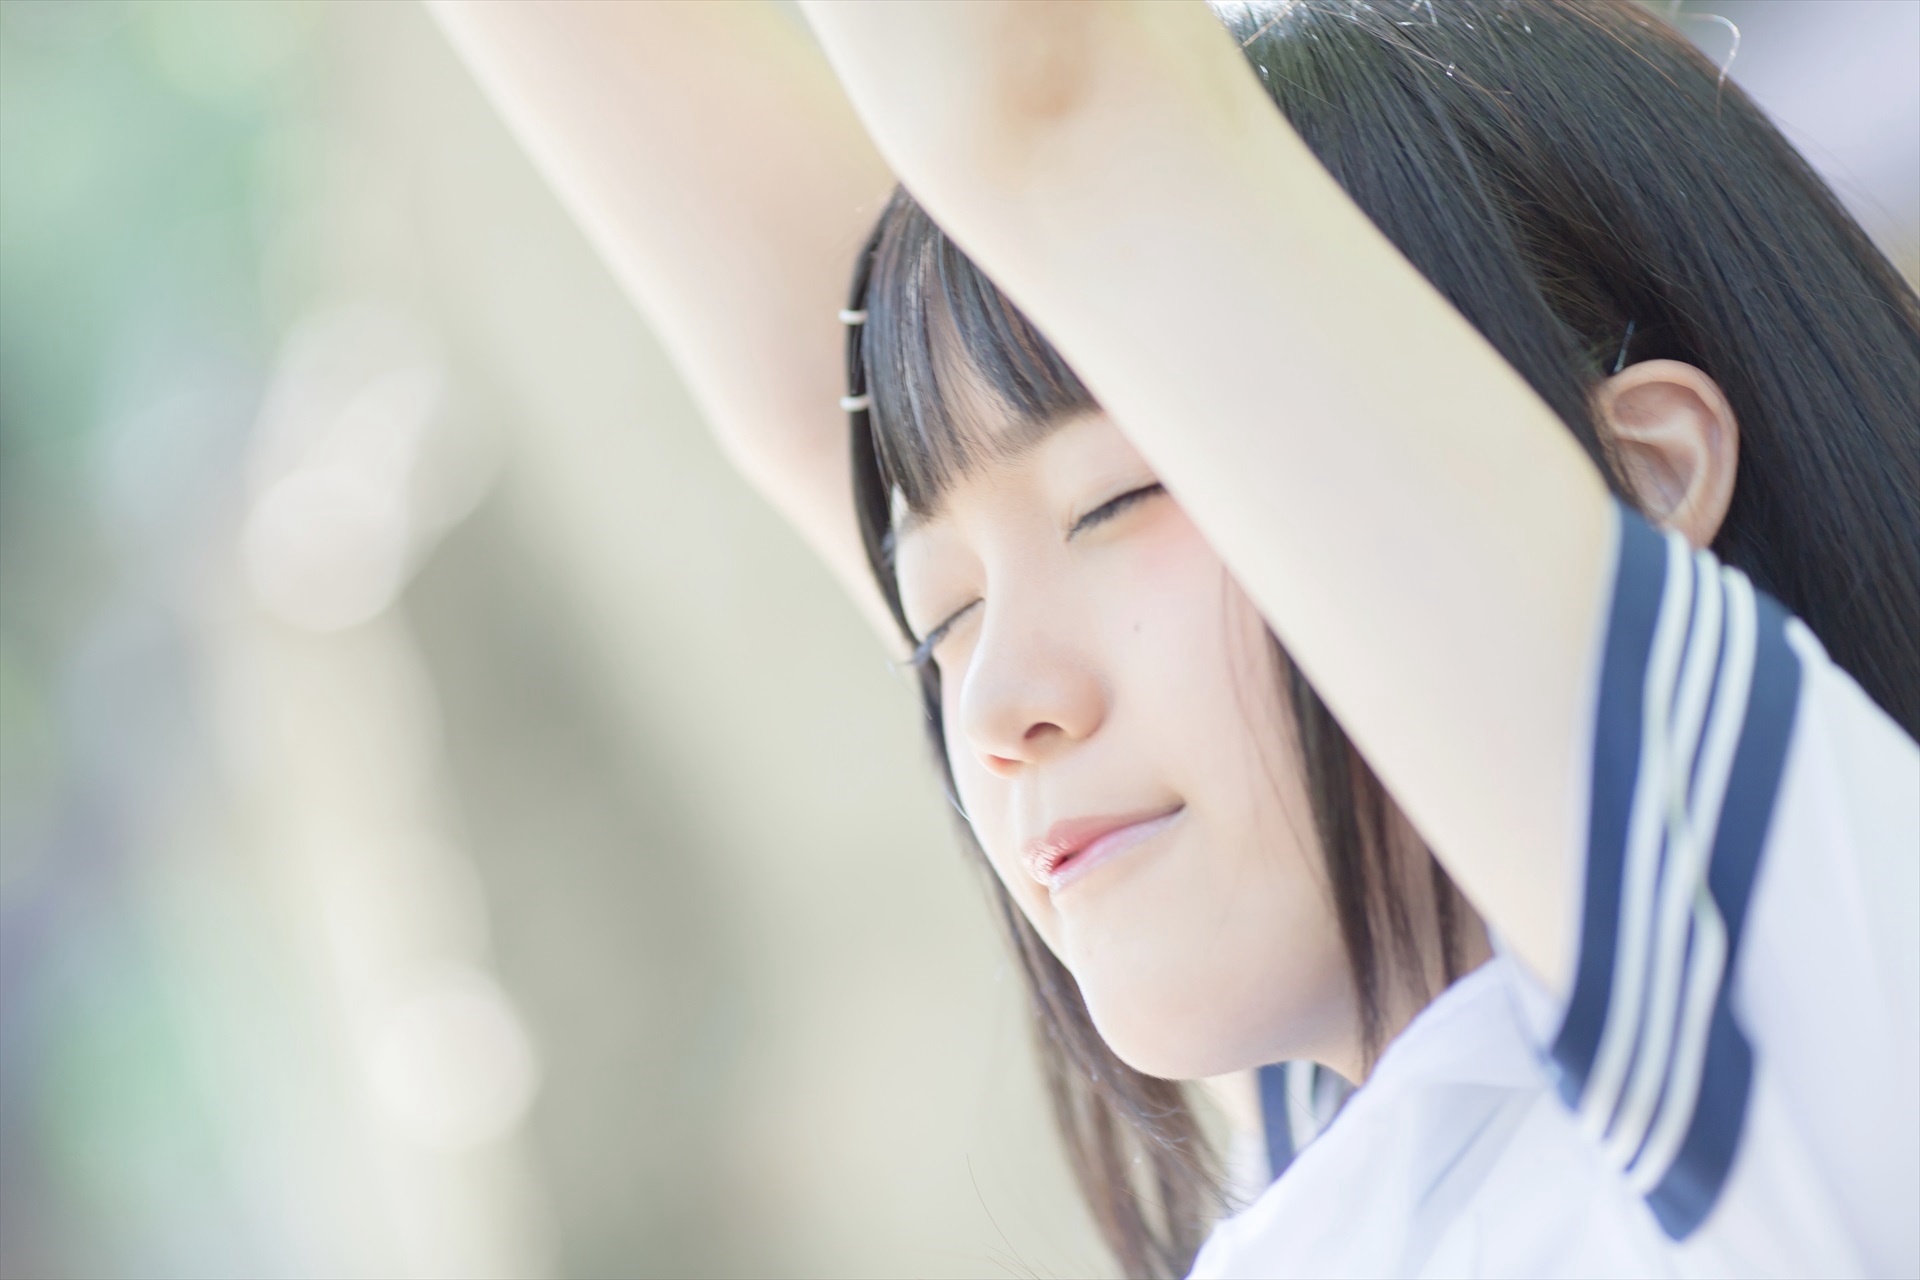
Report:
1022,805,1185,892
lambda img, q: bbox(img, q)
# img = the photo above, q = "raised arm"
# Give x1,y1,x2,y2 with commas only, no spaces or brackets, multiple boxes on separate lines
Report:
798,0,1616,991
429,0,899,640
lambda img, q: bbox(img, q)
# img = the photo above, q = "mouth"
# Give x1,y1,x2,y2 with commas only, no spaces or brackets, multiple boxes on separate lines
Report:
1022,805,1185,893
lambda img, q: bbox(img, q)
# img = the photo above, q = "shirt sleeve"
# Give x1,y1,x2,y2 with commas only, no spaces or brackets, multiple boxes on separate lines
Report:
1543,502,1919,1272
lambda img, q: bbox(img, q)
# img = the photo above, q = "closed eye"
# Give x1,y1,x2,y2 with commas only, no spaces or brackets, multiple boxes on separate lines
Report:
906,484,1165,669
907,599,981,669
1070,483,1166,537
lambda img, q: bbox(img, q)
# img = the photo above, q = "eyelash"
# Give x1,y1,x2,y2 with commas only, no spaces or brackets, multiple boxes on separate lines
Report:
1070,481,1165,536
907,600,978,669
906,483,1166,669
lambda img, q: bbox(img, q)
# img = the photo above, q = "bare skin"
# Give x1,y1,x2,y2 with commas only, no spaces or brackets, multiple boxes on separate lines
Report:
798,0,1737,999
428,0,899,639
433,0,1744,1093
895,407,1496,1081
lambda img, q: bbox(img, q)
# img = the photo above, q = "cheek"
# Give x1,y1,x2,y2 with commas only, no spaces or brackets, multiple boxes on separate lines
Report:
1076,532,1351,1073
1116,532,1272,736
1100,516,1299,805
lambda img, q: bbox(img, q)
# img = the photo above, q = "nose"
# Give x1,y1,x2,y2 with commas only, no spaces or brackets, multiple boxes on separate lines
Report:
956,602,1107,777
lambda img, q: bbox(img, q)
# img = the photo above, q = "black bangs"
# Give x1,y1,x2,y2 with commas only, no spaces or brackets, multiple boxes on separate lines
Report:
861,189,1095,517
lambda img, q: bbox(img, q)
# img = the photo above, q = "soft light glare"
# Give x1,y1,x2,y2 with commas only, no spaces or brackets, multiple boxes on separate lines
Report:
362,965,540,1153
242,465,410,631
240,311,448,632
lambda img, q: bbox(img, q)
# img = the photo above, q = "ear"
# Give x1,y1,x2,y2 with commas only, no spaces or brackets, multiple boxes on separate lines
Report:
1592,359,1740,550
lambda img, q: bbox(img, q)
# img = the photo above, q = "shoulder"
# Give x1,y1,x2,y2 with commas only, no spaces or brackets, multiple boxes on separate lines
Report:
1540,517,1918,1272
1193,960,1662,1278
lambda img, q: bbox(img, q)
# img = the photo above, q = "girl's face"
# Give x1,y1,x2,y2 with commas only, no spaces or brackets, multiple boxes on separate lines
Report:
894,410,1355,1081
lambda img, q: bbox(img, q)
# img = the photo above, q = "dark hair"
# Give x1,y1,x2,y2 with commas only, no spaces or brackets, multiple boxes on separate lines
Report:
844,2,1920,1275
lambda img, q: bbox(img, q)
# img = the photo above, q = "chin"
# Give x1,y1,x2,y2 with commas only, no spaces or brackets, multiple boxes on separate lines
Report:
1081,985,1267,1082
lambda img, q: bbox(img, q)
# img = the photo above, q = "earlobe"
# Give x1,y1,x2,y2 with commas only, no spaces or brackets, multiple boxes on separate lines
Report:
1592,359,1740,550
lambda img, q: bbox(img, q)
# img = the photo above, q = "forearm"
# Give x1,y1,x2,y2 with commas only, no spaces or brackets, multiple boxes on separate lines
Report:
803,0,1614,990
431,0,898,633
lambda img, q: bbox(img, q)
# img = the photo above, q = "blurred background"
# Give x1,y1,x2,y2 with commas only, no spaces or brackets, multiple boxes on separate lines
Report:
0,2,1913,1277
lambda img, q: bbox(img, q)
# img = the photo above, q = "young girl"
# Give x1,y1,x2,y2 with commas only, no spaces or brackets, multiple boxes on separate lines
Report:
433,2,1918,1275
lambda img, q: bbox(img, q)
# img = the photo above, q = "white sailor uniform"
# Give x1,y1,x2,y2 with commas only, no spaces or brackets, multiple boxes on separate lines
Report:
1193,504,1920,1278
